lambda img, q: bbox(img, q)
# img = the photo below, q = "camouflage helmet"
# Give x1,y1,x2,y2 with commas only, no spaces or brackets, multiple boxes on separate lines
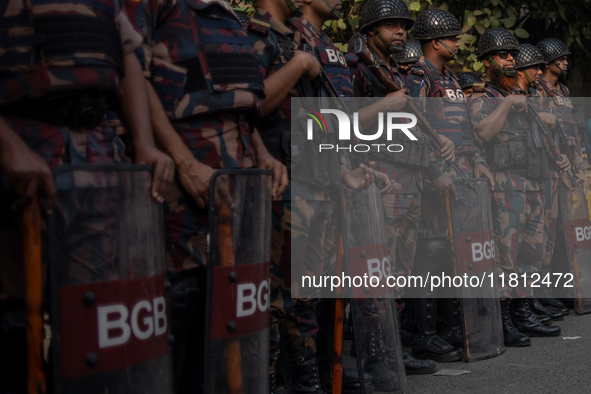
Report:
476,28,519,59
348,32,367,52
234,11,250,27
394,40,422,63
413,9,461,40
537,38,571,62
457,72,482,90
514,43,545,69
359,0,414,33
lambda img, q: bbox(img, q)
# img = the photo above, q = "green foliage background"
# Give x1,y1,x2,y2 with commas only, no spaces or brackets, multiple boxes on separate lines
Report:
233,0,591,81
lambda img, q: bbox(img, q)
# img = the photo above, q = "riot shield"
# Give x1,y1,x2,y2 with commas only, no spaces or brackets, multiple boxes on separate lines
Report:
204,169,273,394
449,178,504,362
556,184,591,314
344,183,408,394
48,165,173,394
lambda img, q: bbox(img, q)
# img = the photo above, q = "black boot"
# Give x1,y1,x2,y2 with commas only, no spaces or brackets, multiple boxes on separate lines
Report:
291,355,322,394
402,351,438,375
500,300,531,347
538,287,570,315
270,371,289,394
530,298,563,321
410,298,463,362
510,299,561,337
362,331,402,392
437,298,464,348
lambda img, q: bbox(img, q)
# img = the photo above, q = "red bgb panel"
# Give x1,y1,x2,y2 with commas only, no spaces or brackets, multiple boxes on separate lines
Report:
58,273,170,378
456,230,496,274
210,261,270,340
349,243,393,299
564,218,591,252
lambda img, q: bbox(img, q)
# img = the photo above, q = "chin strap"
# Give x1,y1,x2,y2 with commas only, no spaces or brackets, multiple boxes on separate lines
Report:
284,0,303,17
523,69,536,88
554,61,567,77
321,0,341,20
437,39,458,61
489,56,515,77
373,27,402,54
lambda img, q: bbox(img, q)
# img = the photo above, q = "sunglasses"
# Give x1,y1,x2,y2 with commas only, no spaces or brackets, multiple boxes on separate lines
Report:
495,50,517,60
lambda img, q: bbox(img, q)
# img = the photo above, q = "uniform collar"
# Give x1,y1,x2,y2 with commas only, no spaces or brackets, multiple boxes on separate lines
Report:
418,56,450,79
254,8,293,35
292,16,330,42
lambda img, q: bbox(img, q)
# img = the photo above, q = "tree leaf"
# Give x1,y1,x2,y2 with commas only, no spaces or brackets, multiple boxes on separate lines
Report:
473,10,483,16
340,43,348,53
348,16,359,28
474,61,484,71
467,16,476,26
492,7,501,19
337,19,347,30
474,22,486,34
440,2,449,10
409,1,421,11
547,11,557,19
491,0,499,5
503,15,516,28
490,16,500,27
514,28,529,38
484,7,491,15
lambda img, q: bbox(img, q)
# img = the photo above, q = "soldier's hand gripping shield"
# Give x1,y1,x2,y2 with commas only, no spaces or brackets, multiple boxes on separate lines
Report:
553,184,591,314
343,182,408,394
48,165,173,394
448,178,504,362
204,169,273,394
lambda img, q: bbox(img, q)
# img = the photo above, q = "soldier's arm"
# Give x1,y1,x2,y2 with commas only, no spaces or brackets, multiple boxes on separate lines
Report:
250,130,289,198
261,50,320,117
120,52,175,204
473,95,525,141
0,117,56,214
145,81,214,208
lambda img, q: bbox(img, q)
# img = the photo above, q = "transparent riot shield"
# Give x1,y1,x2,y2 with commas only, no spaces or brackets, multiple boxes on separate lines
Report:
204,169,273,394
48,165,173,394
556,184,591,314
344,183,407,394
449,178,504,362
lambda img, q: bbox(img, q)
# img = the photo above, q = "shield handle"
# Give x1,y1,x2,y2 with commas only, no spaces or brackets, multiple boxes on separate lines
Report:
22,199,47,394
219,201,244,394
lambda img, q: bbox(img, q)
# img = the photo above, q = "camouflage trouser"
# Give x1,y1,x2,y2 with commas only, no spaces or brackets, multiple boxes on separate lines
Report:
269,197,332,372
0,115,125,299
492,189,545,298
162,176,209,272
383,193,421,279
542,178,560,272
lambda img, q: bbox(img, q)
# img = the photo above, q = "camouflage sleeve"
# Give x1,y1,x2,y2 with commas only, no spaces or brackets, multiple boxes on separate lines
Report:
247,30,282,79
404,70,429,111
115,10,143,55
423,154,444,180
572,124,585,171
122,0,165,77
469,95,497,128
347,61,371,98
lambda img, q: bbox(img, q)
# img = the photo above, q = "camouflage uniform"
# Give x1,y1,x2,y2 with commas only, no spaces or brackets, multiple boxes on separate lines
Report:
124,0,265,271
0,1,141,391
346,52,424,280
245,8,330,370
406,57,482,242
536,75,585,274
470,81,546,298
124,0,265,390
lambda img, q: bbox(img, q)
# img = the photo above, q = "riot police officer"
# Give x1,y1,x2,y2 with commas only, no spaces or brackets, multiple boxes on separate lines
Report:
0,2,173,392
469,28,561,346
406,8,496,362
395,40,423,75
